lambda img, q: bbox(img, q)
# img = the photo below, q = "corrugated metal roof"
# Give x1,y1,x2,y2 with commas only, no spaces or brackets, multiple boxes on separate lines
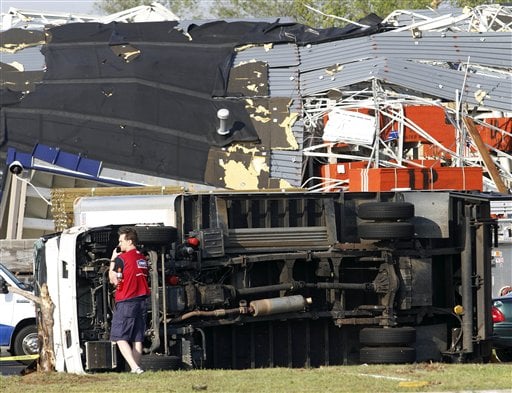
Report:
299,31,511,71
300,58,511,112
299,35,373,72
377,31,510,68
299,58,385,95
268,68,300,105
376,59,511,111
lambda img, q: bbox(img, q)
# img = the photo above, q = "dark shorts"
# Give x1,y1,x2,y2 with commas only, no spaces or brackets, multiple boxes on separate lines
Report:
110,297,147,342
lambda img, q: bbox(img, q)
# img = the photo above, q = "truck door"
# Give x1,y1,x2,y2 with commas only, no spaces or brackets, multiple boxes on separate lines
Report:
0,269,18,348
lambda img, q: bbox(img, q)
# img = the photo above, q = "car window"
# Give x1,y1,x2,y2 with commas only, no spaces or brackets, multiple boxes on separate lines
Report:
0,263,30,290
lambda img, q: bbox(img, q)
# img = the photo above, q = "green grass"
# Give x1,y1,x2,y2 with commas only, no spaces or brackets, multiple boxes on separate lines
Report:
1,363,511,393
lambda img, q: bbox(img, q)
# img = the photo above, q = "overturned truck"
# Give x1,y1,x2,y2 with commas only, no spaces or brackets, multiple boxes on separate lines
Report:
35,190,503,372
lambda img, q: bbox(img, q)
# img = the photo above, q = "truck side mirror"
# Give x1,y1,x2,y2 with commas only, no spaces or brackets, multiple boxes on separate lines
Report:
0,277,8,294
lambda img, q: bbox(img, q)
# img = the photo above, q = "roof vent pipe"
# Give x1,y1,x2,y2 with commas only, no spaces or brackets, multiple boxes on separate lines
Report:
217,108,230,136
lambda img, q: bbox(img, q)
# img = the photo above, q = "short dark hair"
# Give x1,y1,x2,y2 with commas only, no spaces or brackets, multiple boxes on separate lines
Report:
119,227,138,245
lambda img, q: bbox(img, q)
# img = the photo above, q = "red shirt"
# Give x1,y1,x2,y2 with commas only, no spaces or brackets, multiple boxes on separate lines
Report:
113,248,150,302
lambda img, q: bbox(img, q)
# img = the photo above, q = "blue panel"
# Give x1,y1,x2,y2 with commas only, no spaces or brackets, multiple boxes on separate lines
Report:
6,148,16,164
31,144,101,176
54,150,80,171
5,146,133,186
6,148,33,169
32,144,59,164
77,157,101,177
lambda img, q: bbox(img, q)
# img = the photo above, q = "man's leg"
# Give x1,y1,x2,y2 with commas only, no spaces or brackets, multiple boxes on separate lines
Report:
117,340,139,371
132,341,143,365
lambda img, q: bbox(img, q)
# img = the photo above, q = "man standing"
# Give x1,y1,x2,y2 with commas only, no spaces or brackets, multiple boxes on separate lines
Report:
109,227,150,374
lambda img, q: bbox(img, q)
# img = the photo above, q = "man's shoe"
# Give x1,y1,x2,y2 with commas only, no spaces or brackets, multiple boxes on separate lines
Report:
131,367,144,374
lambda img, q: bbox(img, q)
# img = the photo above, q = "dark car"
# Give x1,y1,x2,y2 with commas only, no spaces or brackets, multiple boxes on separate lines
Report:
492,293,512,362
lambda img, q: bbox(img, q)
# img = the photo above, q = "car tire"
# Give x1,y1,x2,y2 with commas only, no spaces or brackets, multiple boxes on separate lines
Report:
359,346,416,364
358,222,414,239
359,327,416,346
357,202,415,221
13,324,39,364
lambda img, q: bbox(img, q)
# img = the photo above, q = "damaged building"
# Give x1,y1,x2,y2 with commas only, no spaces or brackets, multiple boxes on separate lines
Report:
0,4,511,239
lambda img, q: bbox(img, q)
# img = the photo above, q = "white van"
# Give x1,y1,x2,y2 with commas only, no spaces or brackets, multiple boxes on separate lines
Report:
0,263,38,363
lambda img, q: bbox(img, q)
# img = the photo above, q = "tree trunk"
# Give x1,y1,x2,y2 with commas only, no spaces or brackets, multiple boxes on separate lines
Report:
7,283,56,372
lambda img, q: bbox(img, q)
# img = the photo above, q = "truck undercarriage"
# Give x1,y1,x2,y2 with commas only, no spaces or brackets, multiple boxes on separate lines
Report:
36,190,499,372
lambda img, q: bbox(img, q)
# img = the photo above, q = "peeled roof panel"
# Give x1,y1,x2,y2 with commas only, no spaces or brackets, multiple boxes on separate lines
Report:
234,43,299,67
299,58,385,95
378,59,512,111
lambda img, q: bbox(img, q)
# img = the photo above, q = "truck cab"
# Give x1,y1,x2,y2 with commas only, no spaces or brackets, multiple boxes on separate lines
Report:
0,263,38,362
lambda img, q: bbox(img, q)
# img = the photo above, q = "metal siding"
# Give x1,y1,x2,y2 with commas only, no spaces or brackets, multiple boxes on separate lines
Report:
292,120,304,144
268,67,301,102
268,66,304,184
270,149,303,186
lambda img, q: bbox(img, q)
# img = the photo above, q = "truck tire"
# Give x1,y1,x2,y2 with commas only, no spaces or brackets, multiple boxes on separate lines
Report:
359,346,416,364
357,202,414,221
136,226,178,245
359,327,416,346
139,353,181,371
358,222,414,239
13,324,39,364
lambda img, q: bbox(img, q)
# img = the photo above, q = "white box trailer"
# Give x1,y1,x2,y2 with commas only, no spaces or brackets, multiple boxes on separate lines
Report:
73,194,179,227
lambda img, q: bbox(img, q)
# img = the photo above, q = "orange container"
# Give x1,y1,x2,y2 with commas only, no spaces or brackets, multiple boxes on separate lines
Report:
320,161,367,181
348,167,483,192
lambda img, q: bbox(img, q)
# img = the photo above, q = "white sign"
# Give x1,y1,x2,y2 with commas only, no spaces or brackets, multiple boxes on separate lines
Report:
323,109,376,145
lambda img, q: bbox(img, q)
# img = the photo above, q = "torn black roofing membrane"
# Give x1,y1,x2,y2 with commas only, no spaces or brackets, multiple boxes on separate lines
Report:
0,28,45,52
0,17,384,185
